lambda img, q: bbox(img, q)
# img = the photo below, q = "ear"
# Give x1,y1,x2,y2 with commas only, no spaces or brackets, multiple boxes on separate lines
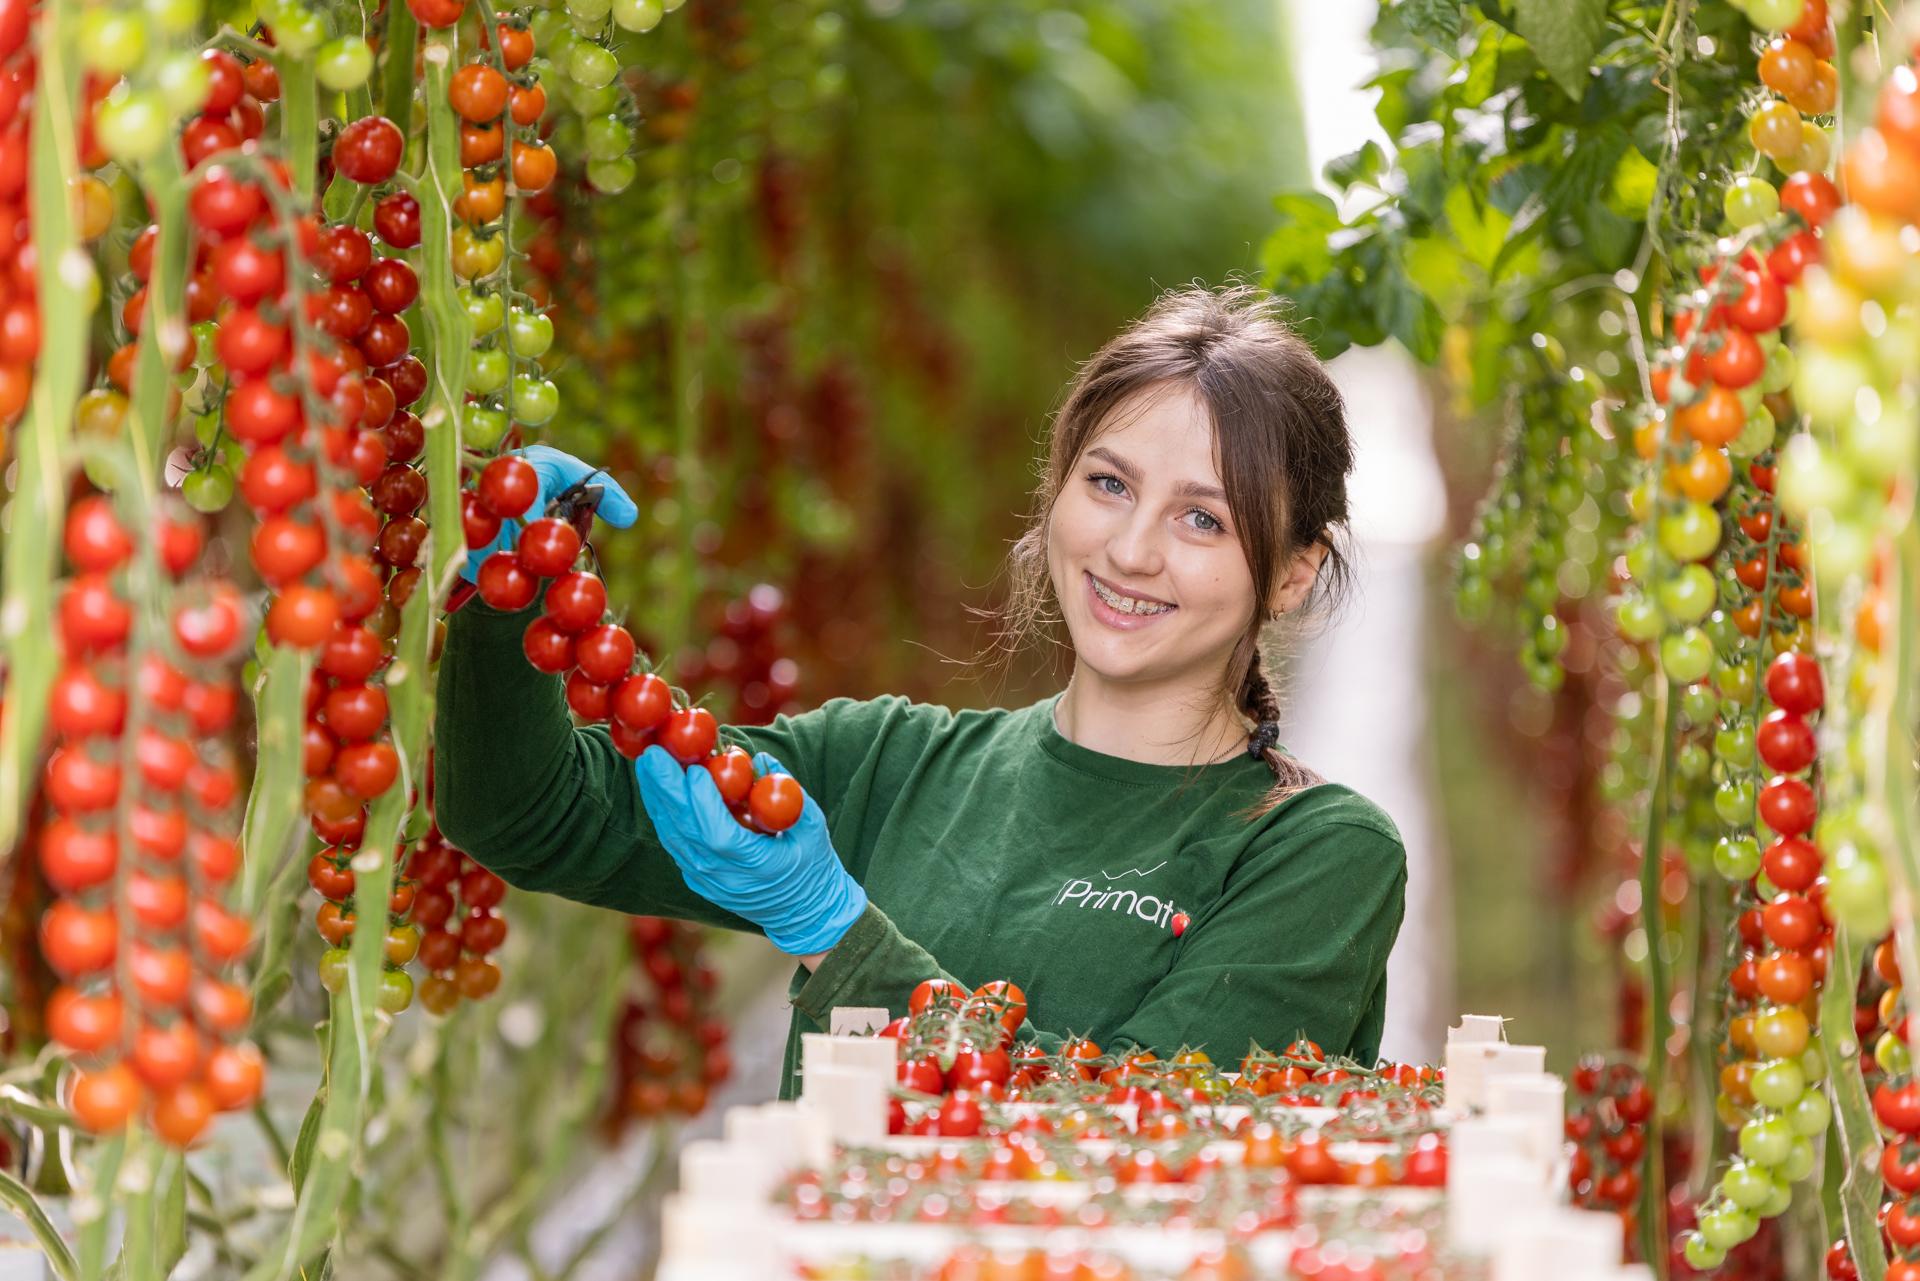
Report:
1267,541,1328,617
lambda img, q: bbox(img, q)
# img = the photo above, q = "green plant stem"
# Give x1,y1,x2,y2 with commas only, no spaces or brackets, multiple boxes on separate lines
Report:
1823,925,1888,1281
382,2,419,138
0,1168,77,1281
1639,677,1676,1278
0,0,84,860
279,55,319,208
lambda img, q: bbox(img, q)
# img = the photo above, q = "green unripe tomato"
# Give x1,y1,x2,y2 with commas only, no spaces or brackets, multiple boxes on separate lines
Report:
1738,1115,1793,1167
1723,176,1780,228
1878,1030,1912,1076
79,10,149,75
1714,780,1756,828
1787,1086,1831,1136
272,7,327,56
318,947,351,994
584,114,634,162
1714,835,1761,880
1660,628,1714,684
464,405,510,451
567,42,620,90
181,464,235,513
1811,518,1874,582
468,348,510,396
1659,502,1723,562
1624,539,1656,582
587,156,638,194
612,0,663,31
376,968,414,1014
1698,1205,1758,1251
317,36,376,91
1759,343,1796,395
1455,574,1492,624
1534,615,1567,660
1615,594,1663,643
1780,1135,1816,1183
1826,844,1892,934
1673,739,1710,781
154,52,213,115
1845,406,1918,481
1721,1161,1774,1209
1729,403,1776,459
1658,563,1717,624
507,309,555,358
1774,434,1850,522
461,288,506,335
1758,1176,1794,1218
510,374,560,425
94,91,168,164
1520,652,1565,693
1712,658,1756,704
570,82,625,116
145,0,201,35
1681,1234,1726,1272
1792,346,1873,427
1750,1059,1806,1109
1680,677,1720,724
1714,725,1755,768
1746,0,1804,27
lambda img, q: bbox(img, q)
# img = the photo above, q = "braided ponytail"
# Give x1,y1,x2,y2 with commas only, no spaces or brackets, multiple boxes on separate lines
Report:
1236,645,1322,817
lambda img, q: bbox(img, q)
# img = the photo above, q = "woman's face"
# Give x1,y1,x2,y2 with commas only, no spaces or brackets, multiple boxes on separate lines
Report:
1045,384,1261,694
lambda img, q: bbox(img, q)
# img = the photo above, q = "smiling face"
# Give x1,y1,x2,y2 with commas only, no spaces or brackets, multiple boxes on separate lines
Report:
1044,382,1267,695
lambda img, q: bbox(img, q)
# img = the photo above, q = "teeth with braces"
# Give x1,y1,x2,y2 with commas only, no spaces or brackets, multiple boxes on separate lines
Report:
1091,577,1171,616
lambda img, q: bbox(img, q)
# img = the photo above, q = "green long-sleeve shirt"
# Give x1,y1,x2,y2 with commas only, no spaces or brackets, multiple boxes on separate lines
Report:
434,601,1407,1098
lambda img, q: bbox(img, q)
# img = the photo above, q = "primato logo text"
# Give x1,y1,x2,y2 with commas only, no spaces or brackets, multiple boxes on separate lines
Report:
1052,862,1191,936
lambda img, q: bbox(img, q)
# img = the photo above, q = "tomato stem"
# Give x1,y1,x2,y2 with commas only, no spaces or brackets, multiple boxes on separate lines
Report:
1637,675,1676,1275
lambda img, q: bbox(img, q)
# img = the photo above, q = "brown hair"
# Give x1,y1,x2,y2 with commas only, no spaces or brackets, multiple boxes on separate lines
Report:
980,281,1356,817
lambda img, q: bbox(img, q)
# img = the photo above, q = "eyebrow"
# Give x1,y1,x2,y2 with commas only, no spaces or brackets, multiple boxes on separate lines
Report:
1086,447,1227,502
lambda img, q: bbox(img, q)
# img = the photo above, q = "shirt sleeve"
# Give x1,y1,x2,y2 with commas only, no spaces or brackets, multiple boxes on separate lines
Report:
792,818,1407,1064
432,598,842,928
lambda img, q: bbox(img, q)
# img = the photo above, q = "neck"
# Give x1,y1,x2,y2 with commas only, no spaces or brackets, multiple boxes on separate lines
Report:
1054,666,1248,766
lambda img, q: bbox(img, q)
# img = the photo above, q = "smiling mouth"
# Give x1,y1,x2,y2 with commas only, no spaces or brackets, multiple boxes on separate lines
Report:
1086,572,1174,617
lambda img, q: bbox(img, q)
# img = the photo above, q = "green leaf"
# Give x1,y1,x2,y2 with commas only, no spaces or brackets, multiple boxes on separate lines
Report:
1396,0,1463,45
1260,191,1343,284
1374,242,1445,362
1512,0,1606,101
1445,184,1511,270
1323,140,1385,190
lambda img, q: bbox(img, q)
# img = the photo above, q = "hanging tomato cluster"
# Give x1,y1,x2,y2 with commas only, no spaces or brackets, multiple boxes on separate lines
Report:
1564,1057,1653,1241
0,1,43,444
467,460,807,833
446,22,557,454
608,914,727,1125
44,497,262,1147
675,584,801,728
405,810,507,1013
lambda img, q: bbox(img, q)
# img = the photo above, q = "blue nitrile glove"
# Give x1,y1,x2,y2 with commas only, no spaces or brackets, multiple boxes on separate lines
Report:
459,445,641,584
633,746,867,956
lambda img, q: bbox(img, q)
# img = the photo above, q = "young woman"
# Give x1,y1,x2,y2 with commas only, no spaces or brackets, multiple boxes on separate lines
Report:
434,284,1407,1097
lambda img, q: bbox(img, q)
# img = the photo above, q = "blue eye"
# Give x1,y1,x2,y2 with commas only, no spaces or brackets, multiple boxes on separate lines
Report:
1188,509,1223,533
1090,473,1127,496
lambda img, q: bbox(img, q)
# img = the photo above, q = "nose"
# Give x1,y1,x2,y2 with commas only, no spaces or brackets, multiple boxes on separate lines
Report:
1105,505,1165,579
